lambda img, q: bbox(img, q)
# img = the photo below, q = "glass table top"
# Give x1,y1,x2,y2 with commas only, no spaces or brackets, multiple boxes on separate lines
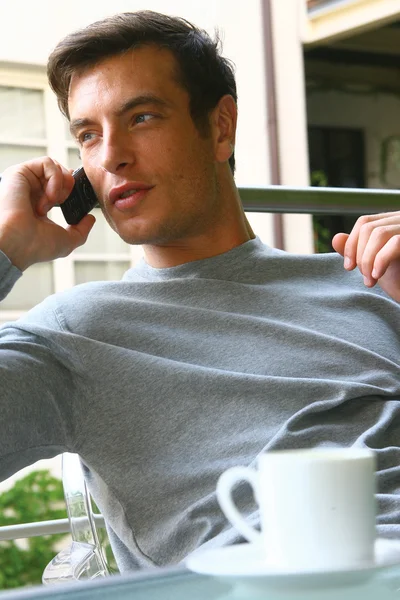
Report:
0,565,399,600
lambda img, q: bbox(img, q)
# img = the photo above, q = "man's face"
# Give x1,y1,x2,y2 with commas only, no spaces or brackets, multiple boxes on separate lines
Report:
68,46,223,247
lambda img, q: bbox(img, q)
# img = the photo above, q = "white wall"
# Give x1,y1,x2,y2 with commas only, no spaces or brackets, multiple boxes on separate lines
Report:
271,0,314,254
0,0,272,192
307,88,400,188
1,0,280,243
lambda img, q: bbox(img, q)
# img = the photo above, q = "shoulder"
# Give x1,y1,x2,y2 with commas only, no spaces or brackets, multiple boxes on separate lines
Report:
19,279,128,333
250,243,395,301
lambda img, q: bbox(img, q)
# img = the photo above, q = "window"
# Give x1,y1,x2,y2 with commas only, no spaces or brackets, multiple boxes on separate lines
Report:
0,86,47,170
0,86,45,137
0,67,142,323
0,81,54,315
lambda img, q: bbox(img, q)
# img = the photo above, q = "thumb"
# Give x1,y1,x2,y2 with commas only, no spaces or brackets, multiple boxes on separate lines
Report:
66,214,96,251
332,232,348,257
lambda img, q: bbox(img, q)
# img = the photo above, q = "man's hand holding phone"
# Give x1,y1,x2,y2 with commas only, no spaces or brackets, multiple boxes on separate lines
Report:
0,157,96,271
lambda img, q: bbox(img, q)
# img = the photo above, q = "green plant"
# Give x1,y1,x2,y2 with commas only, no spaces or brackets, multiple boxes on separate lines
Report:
0,470,68,589
311,170,332,254
310,170,327,188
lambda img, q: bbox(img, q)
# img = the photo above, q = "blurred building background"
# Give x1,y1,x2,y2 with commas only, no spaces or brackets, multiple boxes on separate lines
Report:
0,0,399,485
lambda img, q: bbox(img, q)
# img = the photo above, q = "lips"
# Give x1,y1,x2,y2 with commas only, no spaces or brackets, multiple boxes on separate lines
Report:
109,182,154,204
109,182,154,211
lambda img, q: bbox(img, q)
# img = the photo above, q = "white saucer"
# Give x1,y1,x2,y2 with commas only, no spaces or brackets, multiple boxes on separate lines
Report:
186,538,400,591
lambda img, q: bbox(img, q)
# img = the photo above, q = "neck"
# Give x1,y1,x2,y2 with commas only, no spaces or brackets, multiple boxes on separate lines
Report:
143,187,255,269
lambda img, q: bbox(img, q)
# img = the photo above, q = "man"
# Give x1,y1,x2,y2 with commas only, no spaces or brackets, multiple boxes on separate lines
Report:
0,11,399,573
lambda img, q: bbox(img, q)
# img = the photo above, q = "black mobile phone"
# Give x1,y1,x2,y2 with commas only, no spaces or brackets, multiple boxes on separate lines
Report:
61,167,99,225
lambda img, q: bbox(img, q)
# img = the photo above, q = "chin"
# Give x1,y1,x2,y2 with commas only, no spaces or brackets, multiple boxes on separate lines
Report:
111,217,167,246
111,213,190,247
113,224,156,246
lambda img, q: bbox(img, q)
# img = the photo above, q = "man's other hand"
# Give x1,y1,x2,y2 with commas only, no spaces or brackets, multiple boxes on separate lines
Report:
332,212,400,303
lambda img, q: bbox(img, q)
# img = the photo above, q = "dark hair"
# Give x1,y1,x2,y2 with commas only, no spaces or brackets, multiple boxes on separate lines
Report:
47,10,237,173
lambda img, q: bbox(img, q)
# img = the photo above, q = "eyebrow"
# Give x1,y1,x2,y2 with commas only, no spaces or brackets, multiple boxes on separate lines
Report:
69,94,171,136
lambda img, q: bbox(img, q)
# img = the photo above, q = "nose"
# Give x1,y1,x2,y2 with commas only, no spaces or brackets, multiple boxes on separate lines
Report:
99,129,135,174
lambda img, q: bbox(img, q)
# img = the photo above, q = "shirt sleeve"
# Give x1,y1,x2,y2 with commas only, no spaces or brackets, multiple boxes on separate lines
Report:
0,249,22,301
0,251,82,481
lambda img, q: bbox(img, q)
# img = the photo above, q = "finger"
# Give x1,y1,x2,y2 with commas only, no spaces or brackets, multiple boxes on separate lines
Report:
371,231,400,281
53,160,72,180
343,215,370,271
26,157,63,198
52,164,75,206
347,216,400,286
344,213,400,273
29,158,74,205
355,220,374,277
357,226,382,287
63,214,96,253
332,232,348,258
359,223,399,285
39,162,75,214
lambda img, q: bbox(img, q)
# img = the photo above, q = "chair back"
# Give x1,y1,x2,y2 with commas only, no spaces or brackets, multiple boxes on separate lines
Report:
42,453,115,584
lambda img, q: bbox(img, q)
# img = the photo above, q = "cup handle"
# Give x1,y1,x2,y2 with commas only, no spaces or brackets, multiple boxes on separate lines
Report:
216,466,261,545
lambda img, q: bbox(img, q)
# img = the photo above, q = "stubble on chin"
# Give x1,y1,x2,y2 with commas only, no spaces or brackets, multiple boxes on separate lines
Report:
99,162,219,247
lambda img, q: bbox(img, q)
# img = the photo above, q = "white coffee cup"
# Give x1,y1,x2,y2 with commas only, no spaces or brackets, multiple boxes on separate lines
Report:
216,447,376,572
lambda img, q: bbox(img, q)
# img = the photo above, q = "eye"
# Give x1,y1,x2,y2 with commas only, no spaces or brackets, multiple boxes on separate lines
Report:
134,114,153,124
79,132,96,144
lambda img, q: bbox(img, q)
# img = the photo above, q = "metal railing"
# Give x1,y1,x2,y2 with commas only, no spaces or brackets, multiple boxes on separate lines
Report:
0,518,72,540
0,515,105,541
0,183,398,544
0,177,398,215
240,185,399,214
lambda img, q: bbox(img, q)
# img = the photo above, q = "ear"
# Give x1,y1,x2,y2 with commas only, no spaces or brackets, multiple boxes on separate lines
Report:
211,95,237,164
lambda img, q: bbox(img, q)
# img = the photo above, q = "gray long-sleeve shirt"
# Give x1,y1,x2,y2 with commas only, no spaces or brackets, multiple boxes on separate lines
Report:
0,237,399,571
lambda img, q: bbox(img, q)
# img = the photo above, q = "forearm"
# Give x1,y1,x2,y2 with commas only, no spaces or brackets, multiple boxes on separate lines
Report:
0,291,85,482
0,322,77,482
